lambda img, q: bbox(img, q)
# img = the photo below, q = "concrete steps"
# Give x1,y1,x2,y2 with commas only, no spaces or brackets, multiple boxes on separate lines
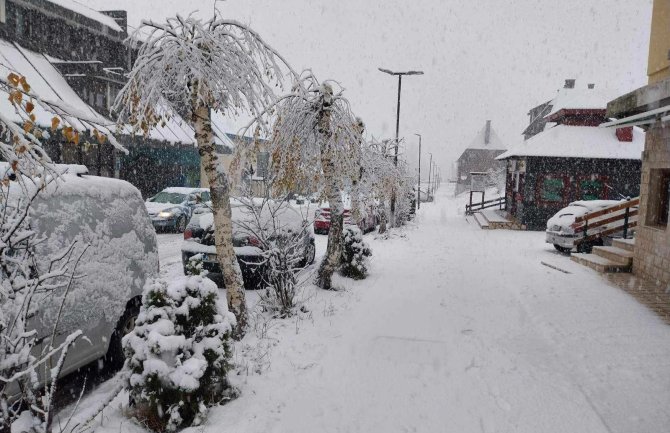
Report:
472,209,525,230
612,237,635,252
571,238,635,274
473,212,489,229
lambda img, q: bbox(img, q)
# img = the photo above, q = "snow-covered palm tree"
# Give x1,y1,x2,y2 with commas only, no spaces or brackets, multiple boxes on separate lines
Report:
114,14,296,334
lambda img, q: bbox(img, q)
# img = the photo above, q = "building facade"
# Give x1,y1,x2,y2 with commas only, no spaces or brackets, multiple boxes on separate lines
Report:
455,120,506,194
499,83,644,230
605,0,670,287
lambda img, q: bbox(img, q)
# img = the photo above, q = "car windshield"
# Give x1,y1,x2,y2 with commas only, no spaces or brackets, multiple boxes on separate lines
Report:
151,192,186,204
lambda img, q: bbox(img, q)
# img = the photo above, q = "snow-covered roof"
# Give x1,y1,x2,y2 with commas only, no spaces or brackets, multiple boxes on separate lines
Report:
0,40,115,134
466,123,506,151
545,87,619,118
45,0,123,33
496,125,644,160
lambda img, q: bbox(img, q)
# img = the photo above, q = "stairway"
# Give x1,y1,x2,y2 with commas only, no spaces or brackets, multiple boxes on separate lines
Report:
472,209,524,230
571,238,635,273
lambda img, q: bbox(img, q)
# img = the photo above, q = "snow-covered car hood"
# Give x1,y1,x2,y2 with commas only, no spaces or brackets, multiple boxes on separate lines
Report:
195,201,313,237
145,202,182,214
546,200,624,233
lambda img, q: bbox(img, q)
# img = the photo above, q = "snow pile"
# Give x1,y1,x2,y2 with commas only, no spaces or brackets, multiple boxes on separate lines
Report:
340,226,372,280
123,276,236,432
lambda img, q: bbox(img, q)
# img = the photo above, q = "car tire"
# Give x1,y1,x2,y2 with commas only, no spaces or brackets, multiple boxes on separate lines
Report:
553,244,571,254
175,215,187,233
104,300,140,372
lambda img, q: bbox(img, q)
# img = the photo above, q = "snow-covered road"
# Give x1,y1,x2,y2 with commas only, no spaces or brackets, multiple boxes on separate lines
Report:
84,187,670,433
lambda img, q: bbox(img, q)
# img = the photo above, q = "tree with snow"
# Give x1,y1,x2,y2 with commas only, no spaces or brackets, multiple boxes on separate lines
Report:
114,14,296,335
123,276,236,432
250,74,363,290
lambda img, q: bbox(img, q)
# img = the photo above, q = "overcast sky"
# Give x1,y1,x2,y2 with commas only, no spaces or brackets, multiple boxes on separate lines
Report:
88,0,653,178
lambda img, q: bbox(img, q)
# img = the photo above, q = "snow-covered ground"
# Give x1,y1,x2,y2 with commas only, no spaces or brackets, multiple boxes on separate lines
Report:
63,185,670,433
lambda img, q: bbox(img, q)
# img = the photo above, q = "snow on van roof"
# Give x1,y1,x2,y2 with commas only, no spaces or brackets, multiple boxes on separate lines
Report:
162,187,209,194
46,0,123,33
496,125,644,160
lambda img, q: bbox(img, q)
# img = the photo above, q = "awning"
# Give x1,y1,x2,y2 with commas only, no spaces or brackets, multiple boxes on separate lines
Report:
600,104,670,128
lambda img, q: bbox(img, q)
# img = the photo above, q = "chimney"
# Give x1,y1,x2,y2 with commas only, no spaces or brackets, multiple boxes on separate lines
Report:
484,120,491,145
616,127,633,142
588,83,595,89
564,79,576,89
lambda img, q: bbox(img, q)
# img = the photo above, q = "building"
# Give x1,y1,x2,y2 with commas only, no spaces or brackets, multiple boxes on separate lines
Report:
0,0,252,198
604,0,670,287
497,82,644,230
454,120,506,194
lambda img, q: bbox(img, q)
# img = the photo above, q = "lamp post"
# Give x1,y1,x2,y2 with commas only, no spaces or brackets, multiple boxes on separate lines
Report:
416,136,422,209
427,152,433,200
379,68,424,225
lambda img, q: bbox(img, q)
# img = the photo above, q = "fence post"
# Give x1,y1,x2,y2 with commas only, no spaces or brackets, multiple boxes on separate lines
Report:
623,204,630,239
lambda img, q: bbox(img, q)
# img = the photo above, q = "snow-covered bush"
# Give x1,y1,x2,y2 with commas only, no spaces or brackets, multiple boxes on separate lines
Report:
340,226,372,280
258,232,306,318
123,276,236,432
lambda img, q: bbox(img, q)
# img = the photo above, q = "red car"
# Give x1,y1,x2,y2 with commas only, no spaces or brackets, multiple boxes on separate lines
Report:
314,206,378,234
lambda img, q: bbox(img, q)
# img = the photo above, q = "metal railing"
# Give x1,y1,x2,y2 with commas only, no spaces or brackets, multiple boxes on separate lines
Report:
465,196,505,215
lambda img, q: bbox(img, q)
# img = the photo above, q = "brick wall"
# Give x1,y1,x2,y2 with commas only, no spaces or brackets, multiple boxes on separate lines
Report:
634,121,670,287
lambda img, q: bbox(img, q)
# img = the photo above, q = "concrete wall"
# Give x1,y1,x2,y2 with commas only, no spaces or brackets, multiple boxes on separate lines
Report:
648,0,670,84
634,122,670,286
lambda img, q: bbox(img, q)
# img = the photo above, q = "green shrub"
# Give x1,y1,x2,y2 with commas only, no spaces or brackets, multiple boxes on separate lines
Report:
340,226,372,280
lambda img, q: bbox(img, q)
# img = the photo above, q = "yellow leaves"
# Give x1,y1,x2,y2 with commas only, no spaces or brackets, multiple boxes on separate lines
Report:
8,90,22,105
19,76,30,93
10,160,18,172
91,129,107,144
25,101,34,113
7,73,20,87
51,117,61,131
22,121,33,134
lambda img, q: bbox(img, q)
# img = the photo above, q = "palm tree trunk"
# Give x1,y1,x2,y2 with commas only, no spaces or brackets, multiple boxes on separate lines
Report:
193,103,247,337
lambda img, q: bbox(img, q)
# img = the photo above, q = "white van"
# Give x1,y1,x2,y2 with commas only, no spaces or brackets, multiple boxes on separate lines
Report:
8,165,159,377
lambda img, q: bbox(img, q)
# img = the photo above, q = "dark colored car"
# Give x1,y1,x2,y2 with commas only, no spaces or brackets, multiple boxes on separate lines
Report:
181,201,316,289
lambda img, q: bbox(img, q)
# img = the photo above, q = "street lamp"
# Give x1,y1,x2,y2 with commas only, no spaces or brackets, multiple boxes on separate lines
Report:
414,133,421,209
427,152,433,200
379,67,424,225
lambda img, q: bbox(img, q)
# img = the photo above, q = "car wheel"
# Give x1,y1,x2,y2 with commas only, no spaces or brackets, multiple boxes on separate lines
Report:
175,215,187,233
104,300,140,372
553,244,571,254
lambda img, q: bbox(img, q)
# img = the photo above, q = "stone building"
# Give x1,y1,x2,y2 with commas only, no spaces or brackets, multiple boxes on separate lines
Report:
454,120,506,194
604,0,670,288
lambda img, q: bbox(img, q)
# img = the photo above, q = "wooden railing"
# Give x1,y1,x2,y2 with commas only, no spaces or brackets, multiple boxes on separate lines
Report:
572,197,639,247
465,196,505,215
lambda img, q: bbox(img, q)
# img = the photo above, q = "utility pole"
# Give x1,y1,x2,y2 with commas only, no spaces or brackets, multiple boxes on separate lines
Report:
378,68,424,226
417,134,422,209
427,152,433,201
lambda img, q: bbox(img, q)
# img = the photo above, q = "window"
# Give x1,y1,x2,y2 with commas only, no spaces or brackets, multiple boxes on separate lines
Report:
579,176,605,200
0,0,6,24
646,169,670,227
539,176,566,202
15,9,24,35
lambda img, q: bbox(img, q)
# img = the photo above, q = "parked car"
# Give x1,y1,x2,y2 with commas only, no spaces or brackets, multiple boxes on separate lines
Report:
181,199,316,289
5,165,159,386
314,204,378,234
145,187,210,233
545,199,635,253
